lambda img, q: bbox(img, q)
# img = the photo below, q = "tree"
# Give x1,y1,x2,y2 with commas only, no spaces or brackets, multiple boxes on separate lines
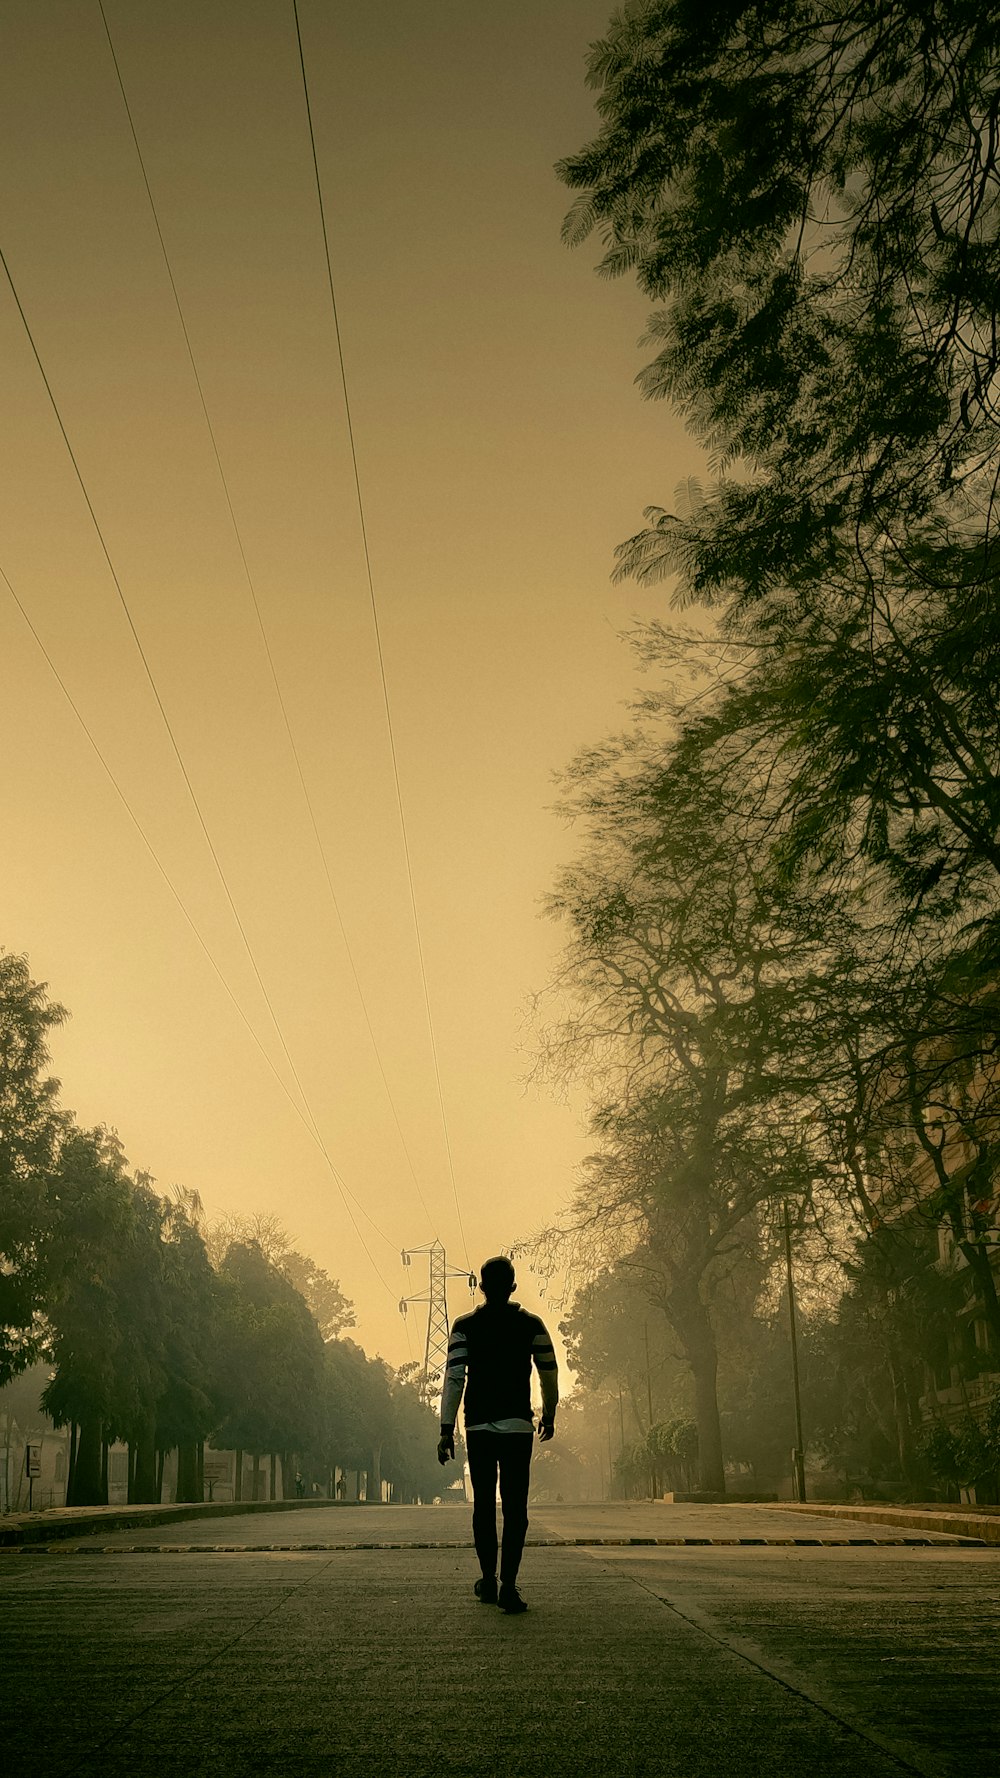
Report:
865,943,1000,1351
558,1264,691,1451
214,1242,326,1497
154,1198,224,1503
41,1128,140,1505
0,953,66,1384
280,1249,355,1342
382,1367,458,1503
206,1213,354,1339
803,1222,964,1493
321,1337,387,1495
559,1,1000,913
532,718,849,1490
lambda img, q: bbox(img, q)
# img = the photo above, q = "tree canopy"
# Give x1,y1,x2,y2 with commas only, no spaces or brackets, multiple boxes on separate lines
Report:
560,1,1000,908
0,956,438,1508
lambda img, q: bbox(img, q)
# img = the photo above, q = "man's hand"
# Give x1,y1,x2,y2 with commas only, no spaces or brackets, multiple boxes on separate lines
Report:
538,1418,555,1443
437,1428,455,1465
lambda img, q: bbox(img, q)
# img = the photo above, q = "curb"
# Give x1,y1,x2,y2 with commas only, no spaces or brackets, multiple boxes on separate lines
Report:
770,1501,1000,1545
1,1532,988,1554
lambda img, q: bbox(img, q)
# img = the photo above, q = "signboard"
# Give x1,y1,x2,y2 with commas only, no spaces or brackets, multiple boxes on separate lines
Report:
25,1444,41,1479
203,1452,231,1483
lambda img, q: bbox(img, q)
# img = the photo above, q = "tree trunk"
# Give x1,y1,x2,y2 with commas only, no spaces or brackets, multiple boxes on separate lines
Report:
888,1354,916,1481
100,1438,109,1504
252,1452,261,1500
269,1452,277,1501
197,1441,204,1501
155,1449,165,1500
690,1348,725,1493
131,1412,159,1504
176,1443,200,1503
668,1289,726,1494
70,1418,104,1506
234,1449,243,1502
67,1421,78,1500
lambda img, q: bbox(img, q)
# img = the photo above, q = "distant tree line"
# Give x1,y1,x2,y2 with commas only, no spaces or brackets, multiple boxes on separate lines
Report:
0,953,455,1507
525,0,1000,1502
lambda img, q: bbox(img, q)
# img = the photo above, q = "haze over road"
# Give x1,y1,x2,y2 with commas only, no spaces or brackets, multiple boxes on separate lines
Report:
4,1502,997,1776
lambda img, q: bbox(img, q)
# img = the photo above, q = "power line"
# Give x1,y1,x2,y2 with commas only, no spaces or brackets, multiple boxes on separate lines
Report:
292,0,471,1269
0,256,397,1296
2,563,397,1284
96,0,438,1244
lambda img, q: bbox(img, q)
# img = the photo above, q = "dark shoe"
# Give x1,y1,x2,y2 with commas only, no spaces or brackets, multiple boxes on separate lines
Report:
498,1584,528,1614
474,1577,498,1604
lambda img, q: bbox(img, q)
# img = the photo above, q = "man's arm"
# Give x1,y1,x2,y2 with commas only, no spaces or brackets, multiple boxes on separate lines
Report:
532,1322,559,1440
438,1322,468,1463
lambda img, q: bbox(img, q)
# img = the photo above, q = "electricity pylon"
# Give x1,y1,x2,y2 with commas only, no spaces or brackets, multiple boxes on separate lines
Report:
399,1240,476,1405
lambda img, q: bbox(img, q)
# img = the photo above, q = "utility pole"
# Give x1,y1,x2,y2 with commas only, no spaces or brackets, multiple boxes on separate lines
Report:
644,1322,658,1499
782,1200,807,1503
399,1240,476,1405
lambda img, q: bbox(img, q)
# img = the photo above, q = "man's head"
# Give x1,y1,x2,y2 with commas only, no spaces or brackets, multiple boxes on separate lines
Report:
479,1255,516,1303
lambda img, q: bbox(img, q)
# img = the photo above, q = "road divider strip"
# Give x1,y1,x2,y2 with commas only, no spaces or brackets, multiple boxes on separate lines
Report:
0,1532,987,1553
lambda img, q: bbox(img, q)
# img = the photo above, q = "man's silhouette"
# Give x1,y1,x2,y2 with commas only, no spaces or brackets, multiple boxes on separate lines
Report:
438,1254,558,1613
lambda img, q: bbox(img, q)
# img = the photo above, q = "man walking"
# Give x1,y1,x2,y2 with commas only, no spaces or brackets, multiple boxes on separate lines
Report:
437,1254,558,1614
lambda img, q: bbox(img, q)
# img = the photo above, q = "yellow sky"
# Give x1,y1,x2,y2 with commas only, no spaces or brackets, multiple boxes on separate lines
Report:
1,0,692,1363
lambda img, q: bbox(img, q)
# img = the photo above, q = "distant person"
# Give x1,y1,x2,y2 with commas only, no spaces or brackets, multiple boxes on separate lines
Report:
294,1471,305,1499
438,1254,558,1614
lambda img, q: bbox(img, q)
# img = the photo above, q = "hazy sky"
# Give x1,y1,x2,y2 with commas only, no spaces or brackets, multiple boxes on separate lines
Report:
1,0,693,1363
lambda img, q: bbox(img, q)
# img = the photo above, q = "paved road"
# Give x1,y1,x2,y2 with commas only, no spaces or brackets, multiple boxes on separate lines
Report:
3,1503,997,1776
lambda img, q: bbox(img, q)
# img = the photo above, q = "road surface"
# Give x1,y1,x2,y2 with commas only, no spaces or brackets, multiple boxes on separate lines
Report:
3,1502,997,1776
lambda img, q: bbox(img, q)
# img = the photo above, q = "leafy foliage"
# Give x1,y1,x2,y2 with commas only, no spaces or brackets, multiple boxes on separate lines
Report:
0,957,432,1506
537,0,1000,1503
560,1,1000,907
0,953,66,1383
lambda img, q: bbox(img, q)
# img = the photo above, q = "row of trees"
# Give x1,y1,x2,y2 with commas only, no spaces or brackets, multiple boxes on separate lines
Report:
0,952,454,1506
525,1,1000,1498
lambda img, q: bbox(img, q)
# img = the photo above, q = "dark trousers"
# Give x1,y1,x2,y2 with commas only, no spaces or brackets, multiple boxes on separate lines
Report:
466,1431,533,1586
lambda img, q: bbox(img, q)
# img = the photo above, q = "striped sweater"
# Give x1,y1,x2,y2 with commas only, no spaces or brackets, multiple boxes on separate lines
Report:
440,1302,559,1433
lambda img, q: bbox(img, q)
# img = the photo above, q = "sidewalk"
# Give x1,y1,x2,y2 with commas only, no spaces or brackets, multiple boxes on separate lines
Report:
0,1495,387,1546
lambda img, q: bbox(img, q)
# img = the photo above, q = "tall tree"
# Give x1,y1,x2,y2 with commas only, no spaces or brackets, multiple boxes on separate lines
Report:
0,953,66,1384
154,1198,224,1504
559,1,1000,909
533,719,848,1489
206,1213,354,1339
42,1128,138,1505
214,1242,326,1496
557,1264,690,1445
